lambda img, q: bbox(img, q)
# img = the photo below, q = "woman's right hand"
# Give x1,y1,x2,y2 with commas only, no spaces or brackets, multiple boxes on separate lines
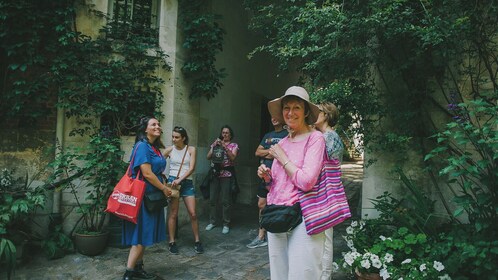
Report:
257,164,271,183
212,138,221,147
162,185,172,197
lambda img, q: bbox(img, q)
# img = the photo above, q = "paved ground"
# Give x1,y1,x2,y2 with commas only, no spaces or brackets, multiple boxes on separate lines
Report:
8,161,363,280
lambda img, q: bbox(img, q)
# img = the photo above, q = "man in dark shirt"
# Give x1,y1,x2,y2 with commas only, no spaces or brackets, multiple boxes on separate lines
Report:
246,117,288,248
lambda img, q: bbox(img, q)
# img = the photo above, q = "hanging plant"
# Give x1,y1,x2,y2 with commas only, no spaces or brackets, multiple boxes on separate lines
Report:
179,0,226,100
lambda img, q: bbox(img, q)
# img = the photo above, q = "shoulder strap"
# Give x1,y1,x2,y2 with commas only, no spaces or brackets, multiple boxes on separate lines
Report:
176,145,188,178
128,142,143,178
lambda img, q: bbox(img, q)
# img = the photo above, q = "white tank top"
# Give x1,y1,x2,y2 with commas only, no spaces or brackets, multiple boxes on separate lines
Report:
168,145,192,179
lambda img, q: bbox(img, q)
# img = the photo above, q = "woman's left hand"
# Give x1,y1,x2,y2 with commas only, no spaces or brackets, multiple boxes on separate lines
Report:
171,178,182,187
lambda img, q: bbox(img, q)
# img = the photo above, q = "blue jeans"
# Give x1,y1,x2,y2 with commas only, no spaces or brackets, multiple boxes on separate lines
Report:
167,175,195,197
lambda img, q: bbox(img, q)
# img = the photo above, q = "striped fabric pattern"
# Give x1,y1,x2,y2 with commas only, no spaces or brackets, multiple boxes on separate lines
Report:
299,153,351,235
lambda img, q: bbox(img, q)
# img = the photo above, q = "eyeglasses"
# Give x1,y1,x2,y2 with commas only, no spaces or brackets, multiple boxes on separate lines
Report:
174,126,185,131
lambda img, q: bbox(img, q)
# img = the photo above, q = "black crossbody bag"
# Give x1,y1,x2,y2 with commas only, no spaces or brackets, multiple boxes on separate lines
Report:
259,202,302,233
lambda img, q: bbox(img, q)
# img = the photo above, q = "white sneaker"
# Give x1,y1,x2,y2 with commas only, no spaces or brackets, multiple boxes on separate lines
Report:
205,224,216,231
246,237,268,249
222,226,230,234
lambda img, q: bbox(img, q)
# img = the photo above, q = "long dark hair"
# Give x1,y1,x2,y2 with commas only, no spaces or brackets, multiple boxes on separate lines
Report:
135,116,165,149
218,125,234,141
173,126,189,145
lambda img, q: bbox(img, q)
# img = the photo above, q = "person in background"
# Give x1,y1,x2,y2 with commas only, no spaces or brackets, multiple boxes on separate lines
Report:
122,117,172,280
314,102,345,280
247,117,288,249
257,86,326,280
163,126,203,255
205,125,239,234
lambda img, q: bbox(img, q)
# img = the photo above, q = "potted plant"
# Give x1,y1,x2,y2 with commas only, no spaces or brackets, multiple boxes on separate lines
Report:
336,220,451,279
0,168,47,279
51,131,125,256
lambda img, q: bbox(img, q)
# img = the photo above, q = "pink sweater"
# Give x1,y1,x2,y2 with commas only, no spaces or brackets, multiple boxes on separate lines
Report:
267,131,325,206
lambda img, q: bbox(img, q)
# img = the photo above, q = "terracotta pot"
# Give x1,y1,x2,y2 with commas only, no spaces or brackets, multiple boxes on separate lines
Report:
355,268,382,280
74,231,109,256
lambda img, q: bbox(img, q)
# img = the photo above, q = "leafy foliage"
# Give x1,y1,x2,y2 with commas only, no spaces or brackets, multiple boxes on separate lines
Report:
49,130,126,234
179,0,226,99
0,0,170,133
0,168,46,279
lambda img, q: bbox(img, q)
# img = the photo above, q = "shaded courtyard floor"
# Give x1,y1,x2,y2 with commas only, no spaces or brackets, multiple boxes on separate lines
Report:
8,161,363,280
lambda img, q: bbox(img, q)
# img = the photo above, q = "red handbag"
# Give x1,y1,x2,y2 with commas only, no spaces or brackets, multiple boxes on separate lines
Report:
105,144,146,224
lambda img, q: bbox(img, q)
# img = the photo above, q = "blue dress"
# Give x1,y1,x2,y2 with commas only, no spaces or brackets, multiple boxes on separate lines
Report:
122,140,167,246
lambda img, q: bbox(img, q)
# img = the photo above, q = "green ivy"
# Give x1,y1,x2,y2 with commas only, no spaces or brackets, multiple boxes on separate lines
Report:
0,0,170,134
179,0,226,100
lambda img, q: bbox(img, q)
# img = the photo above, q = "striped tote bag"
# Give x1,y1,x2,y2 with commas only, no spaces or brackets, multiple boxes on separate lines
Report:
299,152,351,235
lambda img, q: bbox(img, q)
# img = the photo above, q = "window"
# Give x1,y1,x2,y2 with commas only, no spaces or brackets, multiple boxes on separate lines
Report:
108,0,160,41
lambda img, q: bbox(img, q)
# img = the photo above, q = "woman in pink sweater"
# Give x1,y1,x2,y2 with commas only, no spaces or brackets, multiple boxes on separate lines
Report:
258,86,326,280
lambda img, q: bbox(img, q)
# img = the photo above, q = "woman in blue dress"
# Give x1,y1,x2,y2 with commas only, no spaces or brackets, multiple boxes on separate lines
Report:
122,117,172,280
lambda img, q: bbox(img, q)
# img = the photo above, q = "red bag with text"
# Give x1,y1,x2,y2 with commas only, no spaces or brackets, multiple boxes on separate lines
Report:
105,145,145,224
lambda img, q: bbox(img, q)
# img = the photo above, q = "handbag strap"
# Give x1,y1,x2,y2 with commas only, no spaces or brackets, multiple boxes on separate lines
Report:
176,145,188,179
128,142,143,179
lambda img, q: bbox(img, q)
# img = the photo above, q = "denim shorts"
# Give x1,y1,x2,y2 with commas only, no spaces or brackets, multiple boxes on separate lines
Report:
167,175,195,197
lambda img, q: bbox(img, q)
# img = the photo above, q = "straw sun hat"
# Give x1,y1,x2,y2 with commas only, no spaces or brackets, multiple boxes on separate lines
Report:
267,86,321,125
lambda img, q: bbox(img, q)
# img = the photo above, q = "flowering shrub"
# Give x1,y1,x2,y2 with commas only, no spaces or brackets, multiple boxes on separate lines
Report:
337,220,452,279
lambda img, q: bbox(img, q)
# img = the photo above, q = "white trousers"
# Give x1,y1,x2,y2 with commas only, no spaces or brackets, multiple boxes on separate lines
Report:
267,222,325,280
320,228,334,280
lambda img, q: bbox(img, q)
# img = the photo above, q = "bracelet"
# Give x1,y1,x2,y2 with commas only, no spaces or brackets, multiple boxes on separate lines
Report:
283,160,290,168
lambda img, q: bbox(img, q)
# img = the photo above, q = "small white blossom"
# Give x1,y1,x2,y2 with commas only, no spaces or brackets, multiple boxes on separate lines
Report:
344,252,355,266
359,220,366,229
332,262,339,272
401,259,412,264
384,253,394,263
379,235,386,241
419,263,426,271
379,268,390,280
347,239,355,249
438,274,451,280
372,258,382,269
433,261,445,272
398,278,403,280
360,259,371,269
346,226,354,234
370,254,380,262
351,221,358,228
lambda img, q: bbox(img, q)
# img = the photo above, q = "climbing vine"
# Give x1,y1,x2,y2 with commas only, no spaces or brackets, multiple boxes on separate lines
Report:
179,0,226,100
0,0,170,134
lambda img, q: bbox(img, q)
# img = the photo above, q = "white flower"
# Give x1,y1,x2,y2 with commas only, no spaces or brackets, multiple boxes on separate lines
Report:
433,261,445,272
401,259,411,264
384,253,394,263
351,221,358,228
370,254,380,261
398,278,403,280
346,226,354,234
352,251,361,259
372,258,382,269
379,268,390,280
438,274,451,280
347,239,355,249
332,262,339,272
379,235,386,241
344,252,355,266
360,259,371,269
359,220,366,229
419,263,426,271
